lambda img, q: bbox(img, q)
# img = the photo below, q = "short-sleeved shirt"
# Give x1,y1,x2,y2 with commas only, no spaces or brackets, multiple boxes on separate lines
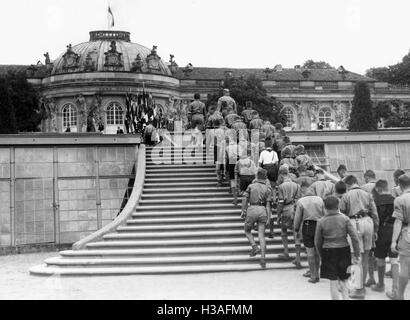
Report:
189,100,206,116
311,180,335,200
296,154,313,169
242,109,255,122
235,158,257,176
250,118,263,130
392,186,402,198
339,186,379,231
217,96,237,113
392,190,410,256
280,157,298,169
362,182,376,194
225,113,237,127
294,196,325,230
244,180,272,206
278,178,300,206
281,144,297,158
295,174,316,187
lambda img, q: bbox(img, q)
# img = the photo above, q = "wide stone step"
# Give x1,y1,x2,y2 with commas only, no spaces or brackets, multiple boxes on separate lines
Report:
59,245,297,258
118,222,245,231
145,172,215,178
43,253,302,268
30,261,305,276
138,198,236,206
135,203,237,212
118,222,281,232
86,237,289,249
132,209,242,217
142,187,230,194
145,177,217,183
144,182,224,188
127,216,242,225
104,230,286,240
146,164,215,170
146,168,215,173
141,192,230,199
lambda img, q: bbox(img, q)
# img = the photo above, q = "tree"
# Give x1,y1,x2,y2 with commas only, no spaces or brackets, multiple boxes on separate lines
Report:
348,81,378,131
302,60,333,69
0,71,41,134
366,50,410,86
375,99,410,128
206,75,286,125
0,77,17,134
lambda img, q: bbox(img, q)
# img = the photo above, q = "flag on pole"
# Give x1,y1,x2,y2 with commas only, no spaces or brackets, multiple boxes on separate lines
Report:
108,6,115,28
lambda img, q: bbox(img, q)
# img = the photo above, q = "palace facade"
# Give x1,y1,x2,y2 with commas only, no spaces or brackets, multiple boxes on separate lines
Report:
3,29,410,133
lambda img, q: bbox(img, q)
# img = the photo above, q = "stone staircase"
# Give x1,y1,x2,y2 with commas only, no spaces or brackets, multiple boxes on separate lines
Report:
30,143,302,276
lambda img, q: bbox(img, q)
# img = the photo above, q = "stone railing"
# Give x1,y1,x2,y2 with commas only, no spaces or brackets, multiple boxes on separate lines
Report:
72,144,146,250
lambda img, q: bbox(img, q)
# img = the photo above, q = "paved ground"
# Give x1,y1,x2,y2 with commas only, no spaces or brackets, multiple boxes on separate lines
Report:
0,252,408,300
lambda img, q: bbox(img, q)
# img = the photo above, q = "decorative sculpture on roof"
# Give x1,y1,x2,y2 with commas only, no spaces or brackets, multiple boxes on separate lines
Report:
62,44,80,71
76,94,89,132
264,68,274,79
302,68,311,79
131,53,144,73
104,41,123,69
84,50,97,72
146,45,161,72
338,66,348,79
182,63,194,77
44,52,51,65
169,55,179,75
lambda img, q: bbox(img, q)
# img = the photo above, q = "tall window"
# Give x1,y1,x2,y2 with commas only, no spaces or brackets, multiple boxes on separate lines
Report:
283,107,295,128
106,102,124,125
62,104,77,129
319,107,332,128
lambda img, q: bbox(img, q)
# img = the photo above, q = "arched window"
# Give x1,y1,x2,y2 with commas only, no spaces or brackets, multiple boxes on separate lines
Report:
319,107,332,129
62,104,77,130
106,102,124,125
283,107,296,128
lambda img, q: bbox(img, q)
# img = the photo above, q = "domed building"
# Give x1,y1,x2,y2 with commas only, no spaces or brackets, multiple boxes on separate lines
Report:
21,29,410,134
30,30,181,134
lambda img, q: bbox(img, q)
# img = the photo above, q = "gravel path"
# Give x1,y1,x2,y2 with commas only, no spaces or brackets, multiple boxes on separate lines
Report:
0,253,408,300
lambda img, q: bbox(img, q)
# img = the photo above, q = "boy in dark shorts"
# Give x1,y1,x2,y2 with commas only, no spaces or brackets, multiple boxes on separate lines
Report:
315,196,361,300
294,181,325,283
370,180,399,296
241,169,272,268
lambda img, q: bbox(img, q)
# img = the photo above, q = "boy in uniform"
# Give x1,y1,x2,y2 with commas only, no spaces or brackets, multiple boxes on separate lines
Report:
294,181,325,283
370,180,399,298
277,166,302,268
390,174,410,300
315,196,361,300
241,169,272,269
339,175,379,299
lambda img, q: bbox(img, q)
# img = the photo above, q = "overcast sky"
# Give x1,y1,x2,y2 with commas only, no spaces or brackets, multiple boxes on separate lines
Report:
1,0,409,74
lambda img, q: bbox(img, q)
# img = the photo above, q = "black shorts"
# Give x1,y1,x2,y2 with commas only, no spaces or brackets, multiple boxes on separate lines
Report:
227,164,236,180
263,163,278,182
320,246,352,281
302,220,317,249
375,224,399,259
239,175,255,192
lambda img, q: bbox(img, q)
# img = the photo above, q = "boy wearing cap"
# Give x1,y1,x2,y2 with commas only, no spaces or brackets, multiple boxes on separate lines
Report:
241,168,272,268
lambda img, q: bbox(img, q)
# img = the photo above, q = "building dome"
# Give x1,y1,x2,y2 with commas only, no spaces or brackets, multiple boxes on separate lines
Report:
51,30,172,76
